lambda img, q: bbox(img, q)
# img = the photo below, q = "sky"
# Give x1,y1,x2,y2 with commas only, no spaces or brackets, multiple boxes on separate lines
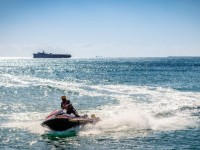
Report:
0,0,199,58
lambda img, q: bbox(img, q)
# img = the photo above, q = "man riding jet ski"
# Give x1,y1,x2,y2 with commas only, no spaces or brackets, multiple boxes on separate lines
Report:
41,96,100,131
60,96,80,117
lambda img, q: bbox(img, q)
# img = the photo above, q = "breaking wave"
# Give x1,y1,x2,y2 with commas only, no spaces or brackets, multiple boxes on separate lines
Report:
1,74,199,136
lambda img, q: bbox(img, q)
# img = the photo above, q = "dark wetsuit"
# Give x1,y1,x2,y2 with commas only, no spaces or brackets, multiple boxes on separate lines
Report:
61,100,79,117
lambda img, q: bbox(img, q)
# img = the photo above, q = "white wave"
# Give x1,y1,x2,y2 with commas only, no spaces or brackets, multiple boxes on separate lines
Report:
0,74,82,97
1,76,199,136
3,121,46,134
2,112,48,134
79,85,200,136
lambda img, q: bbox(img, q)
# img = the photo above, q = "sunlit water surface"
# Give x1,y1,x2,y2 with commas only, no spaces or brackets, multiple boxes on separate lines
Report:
0,57,200,149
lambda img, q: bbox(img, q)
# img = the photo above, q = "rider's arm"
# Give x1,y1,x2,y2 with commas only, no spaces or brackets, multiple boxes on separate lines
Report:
61,102,65,109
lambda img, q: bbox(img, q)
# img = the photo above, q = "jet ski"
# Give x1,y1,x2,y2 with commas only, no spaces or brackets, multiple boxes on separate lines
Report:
41,110,100,131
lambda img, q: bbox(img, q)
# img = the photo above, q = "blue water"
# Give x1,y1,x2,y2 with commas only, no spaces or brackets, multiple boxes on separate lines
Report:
0,57,200,149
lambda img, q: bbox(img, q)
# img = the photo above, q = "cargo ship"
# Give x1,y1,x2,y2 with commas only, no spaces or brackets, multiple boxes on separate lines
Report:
33,51,71,58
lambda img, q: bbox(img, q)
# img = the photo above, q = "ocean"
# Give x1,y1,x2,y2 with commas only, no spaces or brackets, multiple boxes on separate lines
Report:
0,57,199,149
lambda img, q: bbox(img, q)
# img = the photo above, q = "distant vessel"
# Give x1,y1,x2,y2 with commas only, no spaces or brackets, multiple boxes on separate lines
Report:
33,51,71,58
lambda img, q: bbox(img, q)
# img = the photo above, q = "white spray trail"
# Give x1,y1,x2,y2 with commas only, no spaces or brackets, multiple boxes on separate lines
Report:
1,75,200,136
80,85,200,136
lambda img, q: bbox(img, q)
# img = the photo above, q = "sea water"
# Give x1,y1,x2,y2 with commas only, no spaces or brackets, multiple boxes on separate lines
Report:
0,57,199,149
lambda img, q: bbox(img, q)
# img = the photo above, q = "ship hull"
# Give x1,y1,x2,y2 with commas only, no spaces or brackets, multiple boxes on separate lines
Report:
33,54,71,58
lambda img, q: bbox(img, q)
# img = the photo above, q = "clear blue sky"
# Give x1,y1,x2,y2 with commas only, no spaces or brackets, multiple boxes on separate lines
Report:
0,0,199,57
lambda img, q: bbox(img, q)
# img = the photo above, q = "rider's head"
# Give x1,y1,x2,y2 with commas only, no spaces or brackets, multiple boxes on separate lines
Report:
61,96,67,101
